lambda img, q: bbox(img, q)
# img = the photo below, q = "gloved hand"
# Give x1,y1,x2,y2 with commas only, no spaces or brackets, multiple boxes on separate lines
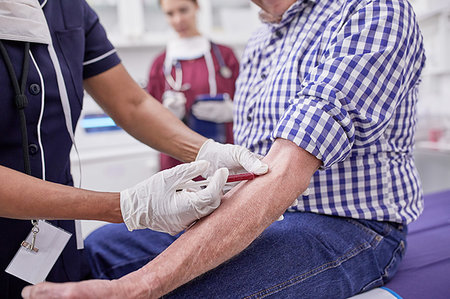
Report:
120,160,228,235
162,90,186,119
196,139,269,178
191,94,234,123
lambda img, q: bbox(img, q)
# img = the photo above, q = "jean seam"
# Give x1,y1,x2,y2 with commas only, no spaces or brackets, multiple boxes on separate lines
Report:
360,239,405,292
382,240,405,279
344,219,384,248
243,241,372,299
361,276,384,292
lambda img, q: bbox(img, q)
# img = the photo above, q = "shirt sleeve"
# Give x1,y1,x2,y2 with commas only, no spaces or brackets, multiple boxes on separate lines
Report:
272,0,425,168
82,1,121,79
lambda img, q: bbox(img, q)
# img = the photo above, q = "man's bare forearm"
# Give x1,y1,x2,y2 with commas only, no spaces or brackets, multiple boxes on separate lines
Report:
0,165,122,222
117,138,322,298
83,64,206,163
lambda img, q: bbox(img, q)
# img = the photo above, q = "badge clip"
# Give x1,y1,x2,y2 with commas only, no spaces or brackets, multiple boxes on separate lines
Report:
21,221,39,253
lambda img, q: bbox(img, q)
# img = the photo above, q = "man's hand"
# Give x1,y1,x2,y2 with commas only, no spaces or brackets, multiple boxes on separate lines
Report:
21,280,119,299
121,160,228,235
196,139,269,178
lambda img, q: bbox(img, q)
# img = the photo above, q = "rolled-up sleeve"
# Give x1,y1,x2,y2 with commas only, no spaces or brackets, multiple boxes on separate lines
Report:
273,1,425,168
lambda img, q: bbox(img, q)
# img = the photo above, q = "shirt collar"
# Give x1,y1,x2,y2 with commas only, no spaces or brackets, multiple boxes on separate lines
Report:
267,0,317,29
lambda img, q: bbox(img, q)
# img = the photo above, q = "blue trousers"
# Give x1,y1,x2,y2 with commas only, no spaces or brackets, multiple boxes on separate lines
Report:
84,212,407,298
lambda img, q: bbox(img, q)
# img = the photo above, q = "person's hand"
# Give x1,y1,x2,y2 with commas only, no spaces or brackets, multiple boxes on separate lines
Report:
21,280,119,299
120,160,228,235
196,139,269,178
191,95,233,123
162,90,186,119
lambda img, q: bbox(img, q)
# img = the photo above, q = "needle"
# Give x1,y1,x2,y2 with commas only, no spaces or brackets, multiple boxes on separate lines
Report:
178,173,256,190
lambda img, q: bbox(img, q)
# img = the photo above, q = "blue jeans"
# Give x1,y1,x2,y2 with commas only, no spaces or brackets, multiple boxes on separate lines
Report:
84,212,407,298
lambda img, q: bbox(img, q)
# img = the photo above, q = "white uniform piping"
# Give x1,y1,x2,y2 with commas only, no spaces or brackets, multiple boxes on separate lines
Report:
47,43,84,249
83,49,117,66
29,49,46,181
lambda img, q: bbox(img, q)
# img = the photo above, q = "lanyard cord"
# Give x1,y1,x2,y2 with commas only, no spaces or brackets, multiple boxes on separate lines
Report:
0,41,39,228
211,43,225,69
211,43,232,79
0,41,31,175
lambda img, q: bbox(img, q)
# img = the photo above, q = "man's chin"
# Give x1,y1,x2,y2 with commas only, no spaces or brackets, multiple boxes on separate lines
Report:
258,10,282,24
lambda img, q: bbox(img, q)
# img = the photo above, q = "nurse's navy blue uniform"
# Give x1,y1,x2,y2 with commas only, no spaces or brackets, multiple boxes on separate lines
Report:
0,0,120,297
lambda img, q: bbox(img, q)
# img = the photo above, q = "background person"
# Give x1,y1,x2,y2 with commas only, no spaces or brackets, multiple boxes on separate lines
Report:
23,0,426,298
148,0,240,170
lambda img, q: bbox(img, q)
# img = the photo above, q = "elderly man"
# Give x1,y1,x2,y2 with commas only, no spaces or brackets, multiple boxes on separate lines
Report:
23,0,425,298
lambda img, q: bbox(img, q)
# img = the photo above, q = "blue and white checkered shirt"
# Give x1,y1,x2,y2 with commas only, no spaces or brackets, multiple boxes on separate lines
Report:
234,0,426,224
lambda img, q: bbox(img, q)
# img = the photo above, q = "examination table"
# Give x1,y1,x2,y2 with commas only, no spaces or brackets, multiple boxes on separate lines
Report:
351,189,450,298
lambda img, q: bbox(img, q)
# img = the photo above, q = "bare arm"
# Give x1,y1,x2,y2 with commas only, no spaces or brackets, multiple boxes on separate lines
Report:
0,63,219,227
1,64,194,221
20,138,321,298
118,138,321,297
0,165,121,222
83,63,206,163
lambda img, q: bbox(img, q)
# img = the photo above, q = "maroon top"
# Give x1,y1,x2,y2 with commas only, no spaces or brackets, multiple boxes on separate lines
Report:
147,43,239,170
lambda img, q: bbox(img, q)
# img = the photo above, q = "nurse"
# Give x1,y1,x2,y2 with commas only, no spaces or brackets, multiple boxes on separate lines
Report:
148,0,240,170
0,1,267,298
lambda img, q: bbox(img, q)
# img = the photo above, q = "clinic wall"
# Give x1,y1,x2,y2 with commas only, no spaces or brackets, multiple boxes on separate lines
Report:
409,0,450,194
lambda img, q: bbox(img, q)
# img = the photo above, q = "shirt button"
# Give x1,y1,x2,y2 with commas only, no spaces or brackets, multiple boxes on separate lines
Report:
28,144,39,155
247,115,252,121
29,84,41,95
275,30,283,38
260,73,267,79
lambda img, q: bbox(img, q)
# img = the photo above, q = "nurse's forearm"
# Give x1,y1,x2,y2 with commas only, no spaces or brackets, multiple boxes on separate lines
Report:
121,96,206,162
84,64,206,163
115,139,321,298
0,165,121,222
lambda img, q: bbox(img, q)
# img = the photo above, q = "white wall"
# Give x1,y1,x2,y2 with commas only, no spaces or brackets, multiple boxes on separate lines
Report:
409,0,450,193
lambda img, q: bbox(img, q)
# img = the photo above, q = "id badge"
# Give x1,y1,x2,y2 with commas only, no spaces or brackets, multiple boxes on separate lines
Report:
5,220,71,284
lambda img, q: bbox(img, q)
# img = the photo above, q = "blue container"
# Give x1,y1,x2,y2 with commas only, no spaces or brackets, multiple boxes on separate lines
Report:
188,94,228,143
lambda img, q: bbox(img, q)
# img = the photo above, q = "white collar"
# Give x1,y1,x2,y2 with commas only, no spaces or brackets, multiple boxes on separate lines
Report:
0,0,51,44
164,35,210,72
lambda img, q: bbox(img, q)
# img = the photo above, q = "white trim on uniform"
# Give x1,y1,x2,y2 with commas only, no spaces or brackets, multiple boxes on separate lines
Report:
29,49,46,181
83,49,117,66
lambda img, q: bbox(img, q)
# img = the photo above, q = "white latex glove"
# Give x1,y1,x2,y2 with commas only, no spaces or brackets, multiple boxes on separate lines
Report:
120,160,228,235
196,139,269,178
162,90,186,119
191,95,234,123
